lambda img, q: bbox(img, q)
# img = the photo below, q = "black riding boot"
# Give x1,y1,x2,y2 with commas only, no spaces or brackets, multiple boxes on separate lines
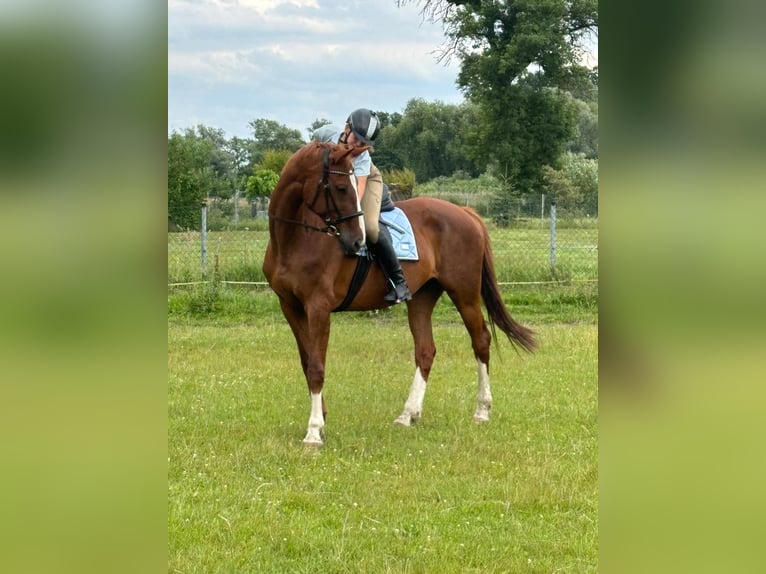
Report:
370,224,412,303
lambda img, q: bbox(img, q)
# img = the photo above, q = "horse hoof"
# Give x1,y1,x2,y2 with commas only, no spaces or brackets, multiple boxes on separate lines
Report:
302,428,324,446
393,413,420,427
473,414,490,424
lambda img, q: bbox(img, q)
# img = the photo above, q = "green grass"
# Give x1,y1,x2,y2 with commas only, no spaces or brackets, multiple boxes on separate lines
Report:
168,294,597,573
168,281,597,326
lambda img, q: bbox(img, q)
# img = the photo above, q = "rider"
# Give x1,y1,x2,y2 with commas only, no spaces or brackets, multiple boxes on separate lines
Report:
312,108,412,304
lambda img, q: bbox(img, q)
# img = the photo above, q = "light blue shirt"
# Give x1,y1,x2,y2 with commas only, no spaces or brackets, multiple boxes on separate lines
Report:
312,124,372,177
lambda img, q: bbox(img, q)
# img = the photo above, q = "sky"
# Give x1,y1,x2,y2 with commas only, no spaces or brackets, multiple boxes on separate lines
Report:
168,0,467,141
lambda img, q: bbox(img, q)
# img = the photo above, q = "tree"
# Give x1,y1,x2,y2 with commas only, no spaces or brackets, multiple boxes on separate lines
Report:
226,136,253,192
372,126,405,173
255,149,293,175
565,66,598,159
541,151,598,215
398,0,598,192
246,169,280,201
364,111,407,173
568,98,598,159
375,111,403,129
192,125,237,199
247,118,305,165
384,98,480,181
167,130,217,229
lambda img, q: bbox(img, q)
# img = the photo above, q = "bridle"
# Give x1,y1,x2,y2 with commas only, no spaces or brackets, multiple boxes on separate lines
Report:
269,148,364,237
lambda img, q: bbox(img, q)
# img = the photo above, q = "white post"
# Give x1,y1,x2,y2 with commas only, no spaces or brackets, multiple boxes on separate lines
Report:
233,189,239,227
549,202,557,272
201,202,208,276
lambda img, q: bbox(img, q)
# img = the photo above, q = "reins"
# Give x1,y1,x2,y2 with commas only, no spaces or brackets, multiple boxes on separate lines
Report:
269,148,363,237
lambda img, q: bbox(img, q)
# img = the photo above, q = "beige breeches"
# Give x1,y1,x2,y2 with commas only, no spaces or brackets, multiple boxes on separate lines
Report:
361,164,383,244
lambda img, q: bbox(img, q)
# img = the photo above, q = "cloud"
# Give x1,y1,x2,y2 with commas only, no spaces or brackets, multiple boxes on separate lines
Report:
236,0,320,14
169,49,262,84
169,0,465,138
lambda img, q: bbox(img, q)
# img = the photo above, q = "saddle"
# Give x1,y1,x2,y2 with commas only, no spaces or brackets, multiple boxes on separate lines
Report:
358,207,419,261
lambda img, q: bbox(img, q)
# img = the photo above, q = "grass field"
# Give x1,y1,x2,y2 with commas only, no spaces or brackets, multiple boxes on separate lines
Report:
168,288,598,573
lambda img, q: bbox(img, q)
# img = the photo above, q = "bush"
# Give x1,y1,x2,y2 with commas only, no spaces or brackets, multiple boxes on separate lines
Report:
246,169,279,202
542,152,598,216
414,171,503,216
383,168,416,200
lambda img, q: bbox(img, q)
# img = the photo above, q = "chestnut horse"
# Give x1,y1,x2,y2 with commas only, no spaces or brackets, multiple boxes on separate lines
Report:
264,142,537,446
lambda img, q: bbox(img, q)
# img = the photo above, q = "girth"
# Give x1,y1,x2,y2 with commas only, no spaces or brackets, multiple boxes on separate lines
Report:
332,254,374,312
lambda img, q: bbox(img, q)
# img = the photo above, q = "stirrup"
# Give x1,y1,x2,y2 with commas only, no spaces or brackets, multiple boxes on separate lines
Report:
384,283,412,304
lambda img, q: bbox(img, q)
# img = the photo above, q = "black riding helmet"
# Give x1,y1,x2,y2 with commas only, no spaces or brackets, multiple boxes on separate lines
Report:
346,108,380,145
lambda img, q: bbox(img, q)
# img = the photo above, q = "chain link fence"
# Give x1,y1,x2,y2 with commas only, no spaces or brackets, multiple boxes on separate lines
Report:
168,195,597,288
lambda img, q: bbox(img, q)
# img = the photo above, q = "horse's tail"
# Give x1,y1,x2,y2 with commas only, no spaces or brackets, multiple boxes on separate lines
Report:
467,209,538,354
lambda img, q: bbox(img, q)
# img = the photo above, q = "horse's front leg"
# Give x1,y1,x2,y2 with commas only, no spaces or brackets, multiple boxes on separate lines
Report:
279,297,332,445
303,313,332,446
290,306,330,446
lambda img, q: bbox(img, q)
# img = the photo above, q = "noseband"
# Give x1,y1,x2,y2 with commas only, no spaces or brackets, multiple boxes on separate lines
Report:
270,148,364,237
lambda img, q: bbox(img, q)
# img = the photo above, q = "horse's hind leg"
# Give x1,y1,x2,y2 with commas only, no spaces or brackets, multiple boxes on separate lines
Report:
473,357,492,423
394,283,443,427
450,296,493,423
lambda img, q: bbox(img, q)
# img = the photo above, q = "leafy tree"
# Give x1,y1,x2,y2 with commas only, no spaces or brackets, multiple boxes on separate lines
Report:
568,98,598,159
488,178,523,227
384,98,480,181
167,130,217,229
565,67,598,158
226,136,253,192
542,151,598,214
562,151,598,215
569,65,599,105
397,0,597,193
246,169,280,201
256,149,293,175
375,111,403,129
189,125,237,199
368,111,407,174
473,80,580,192
542,164,577,208
247,118,305,165
371,126,405,173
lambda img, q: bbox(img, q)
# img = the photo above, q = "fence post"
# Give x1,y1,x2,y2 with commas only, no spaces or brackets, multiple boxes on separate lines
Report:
233,189,239,227
549,201,557,272
201,202,208,277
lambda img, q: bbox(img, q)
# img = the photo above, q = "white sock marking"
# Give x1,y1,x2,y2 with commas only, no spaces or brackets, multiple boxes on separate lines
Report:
474,360,492,422
394,367,427,426
304,391,324,444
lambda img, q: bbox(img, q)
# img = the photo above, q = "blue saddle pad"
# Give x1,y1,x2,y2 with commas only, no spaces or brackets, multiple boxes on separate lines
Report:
359,207,419,261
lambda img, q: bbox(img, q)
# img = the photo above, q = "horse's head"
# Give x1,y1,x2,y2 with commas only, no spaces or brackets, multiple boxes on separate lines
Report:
280,142,368,255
